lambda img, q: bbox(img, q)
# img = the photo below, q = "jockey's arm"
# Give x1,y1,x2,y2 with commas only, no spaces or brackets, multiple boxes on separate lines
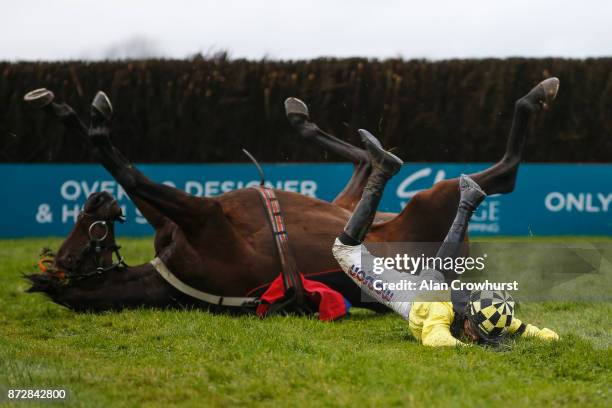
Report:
507,317,559,341
419,302,468,347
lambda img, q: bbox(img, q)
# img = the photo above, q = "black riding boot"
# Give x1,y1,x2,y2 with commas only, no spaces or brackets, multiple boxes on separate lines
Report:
435,175,486,282
339,129,403,245
436,175,486,258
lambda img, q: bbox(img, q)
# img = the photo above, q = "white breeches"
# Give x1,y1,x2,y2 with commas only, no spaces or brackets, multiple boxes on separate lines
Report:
332,238,445,319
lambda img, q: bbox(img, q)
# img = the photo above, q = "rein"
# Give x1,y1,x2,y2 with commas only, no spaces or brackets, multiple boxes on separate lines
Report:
67,240,126,279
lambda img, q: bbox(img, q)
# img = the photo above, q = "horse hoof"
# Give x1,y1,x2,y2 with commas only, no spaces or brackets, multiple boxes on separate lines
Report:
284,97,310,123
539,77,560,106
91,91,113,120
522,77,559,111
23,88,55,108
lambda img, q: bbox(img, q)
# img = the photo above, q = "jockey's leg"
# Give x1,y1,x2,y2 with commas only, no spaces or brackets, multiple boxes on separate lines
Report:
285,98,371,211
332,238,445,319
469,78,559,195
333,172,486,319
435,175,486,258
332,129,444,317
434,175,486,281
339,129,402,244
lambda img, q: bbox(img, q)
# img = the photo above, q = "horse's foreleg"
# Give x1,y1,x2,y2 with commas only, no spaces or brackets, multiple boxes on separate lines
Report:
86,92,219,233
24,89,171,230
93,147,172,230
469,78,559,195
285,97,371,211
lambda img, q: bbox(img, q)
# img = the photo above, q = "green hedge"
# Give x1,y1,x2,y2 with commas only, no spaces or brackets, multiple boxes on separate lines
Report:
1,57,611,163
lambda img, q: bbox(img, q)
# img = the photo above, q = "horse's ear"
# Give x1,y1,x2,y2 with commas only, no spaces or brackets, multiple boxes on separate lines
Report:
93,194,106,206
108,200,125,223
115,210,126,224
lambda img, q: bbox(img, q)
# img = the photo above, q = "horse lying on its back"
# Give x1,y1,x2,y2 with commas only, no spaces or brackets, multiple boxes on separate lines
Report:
24,78,557,312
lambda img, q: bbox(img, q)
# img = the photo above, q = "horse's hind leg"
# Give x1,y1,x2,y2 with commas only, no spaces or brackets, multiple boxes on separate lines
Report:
332,162,372,211
371,78,560,243
285,98,371,211
468,78,559,195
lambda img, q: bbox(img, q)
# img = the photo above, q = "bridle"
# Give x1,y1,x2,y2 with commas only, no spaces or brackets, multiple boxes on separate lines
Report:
59,207,127,280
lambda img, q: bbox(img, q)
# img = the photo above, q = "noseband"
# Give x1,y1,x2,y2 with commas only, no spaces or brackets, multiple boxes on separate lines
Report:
62,208,127,280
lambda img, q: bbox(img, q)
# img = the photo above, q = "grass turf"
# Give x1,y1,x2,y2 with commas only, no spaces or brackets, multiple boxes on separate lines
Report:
0,237,610,407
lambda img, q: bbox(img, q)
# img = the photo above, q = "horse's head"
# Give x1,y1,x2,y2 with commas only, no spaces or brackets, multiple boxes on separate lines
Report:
54,191,124,276
27,191,126,308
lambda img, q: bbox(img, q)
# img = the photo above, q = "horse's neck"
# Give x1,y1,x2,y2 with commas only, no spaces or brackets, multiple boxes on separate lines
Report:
67,262,177,311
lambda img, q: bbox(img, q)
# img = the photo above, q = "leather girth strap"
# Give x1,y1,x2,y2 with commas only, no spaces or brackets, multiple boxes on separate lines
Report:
148,186,304,309
252,186,305,306
150,257,258,307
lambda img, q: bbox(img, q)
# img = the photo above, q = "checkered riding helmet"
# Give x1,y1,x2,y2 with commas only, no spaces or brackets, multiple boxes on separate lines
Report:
466,290,515,343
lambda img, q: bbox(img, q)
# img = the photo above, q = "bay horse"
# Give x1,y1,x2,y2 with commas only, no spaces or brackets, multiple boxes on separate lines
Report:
24,78,559,313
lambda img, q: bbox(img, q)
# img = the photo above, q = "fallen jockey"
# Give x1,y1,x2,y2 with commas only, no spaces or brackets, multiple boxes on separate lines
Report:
332,129,560,347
